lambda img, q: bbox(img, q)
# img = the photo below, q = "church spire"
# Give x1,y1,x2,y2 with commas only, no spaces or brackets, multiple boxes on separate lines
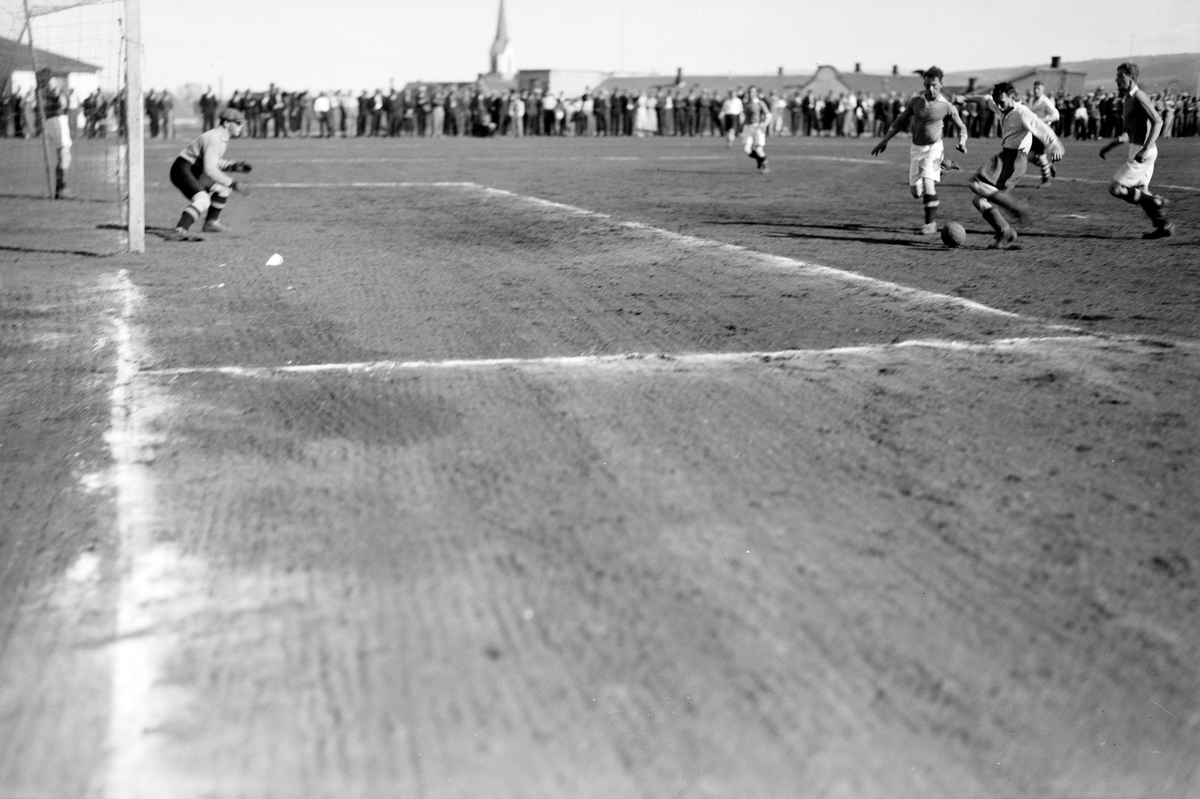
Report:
489,0,515,78
490,0,509,59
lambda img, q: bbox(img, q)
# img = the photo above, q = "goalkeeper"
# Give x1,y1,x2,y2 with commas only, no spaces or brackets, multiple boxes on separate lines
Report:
165,107,252,239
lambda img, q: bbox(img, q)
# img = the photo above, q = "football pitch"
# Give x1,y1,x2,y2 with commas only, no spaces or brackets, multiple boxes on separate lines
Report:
2,133,1198,798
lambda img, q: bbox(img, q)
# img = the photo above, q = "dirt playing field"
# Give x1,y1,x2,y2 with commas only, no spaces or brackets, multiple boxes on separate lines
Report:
1,132,1198,798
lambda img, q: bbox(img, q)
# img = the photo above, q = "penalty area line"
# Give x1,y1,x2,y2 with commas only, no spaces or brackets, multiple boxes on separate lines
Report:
140,334,1159,378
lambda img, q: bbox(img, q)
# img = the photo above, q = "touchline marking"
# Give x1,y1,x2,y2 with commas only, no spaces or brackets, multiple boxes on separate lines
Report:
140,334,1188,378
105,269,201,799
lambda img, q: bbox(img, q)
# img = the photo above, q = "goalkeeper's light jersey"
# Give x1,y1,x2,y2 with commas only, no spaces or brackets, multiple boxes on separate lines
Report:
177,127,233,185
178,127,229,166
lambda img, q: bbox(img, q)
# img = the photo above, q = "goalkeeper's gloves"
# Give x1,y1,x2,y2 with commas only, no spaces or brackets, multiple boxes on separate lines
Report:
230,180,250,195
228,161,252,173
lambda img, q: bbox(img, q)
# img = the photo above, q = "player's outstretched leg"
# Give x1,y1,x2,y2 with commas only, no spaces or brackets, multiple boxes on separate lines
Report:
1032,154,1054,186
973,195,1017,249
1111,183,1174,239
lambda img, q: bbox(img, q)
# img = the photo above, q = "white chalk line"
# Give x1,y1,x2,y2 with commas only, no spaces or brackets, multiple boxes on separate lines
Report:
139,334,1188,379
105,269,207,799
472,183,1046,324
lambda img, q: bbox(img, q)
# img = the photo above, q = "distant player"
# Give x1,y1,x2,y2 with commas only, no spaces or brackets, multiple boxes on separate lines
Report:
962,82,1063,249
742,86,772,173
1099,63,1174,239
1028,81,1060,185
36,69,73,199
871,66,968,235
720,90,743,147
165,108,251,240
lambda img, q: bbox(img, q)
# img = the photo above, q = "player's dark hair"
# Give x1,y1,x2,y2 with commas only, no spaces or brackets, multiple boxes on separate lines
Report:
992,81,1016,99
924,66,944,81
1117,62,1139,81
1033,80,1044,88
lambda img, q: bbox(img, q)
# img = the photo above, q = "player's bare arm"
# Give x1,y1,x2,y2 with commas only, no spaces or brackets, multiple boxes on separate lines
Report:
1131,88,1163,162
871,100,914,155
1099,132,1128,159
947,104,969,153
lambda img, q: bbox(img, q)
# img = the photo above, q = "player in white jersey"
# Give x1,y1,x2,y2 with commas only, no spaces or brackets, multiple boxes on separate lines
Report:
742,86,772,173
1027,81,1061,185
720,91,744,147
1099,62,1174,239
872,66,968,234
164,108,251,240
960,82,1063,249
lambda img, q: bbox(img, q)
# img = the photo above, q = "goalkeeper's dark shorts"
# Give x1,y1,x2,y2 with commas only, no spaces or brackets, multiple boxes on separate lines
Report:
170,156,213,198
974,148,1027,191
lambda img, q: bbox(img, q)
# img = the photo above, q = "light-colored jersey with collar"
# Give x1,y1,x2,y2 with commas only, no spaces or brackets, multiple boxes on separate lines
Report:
178,126,235,186
976,97,1057,152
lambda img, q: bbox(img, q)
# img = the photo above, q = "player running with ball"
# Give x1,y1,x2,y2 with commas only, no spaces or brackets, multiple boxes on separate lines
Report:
871,66,968,235
164,107,252,240
961,82,1063,249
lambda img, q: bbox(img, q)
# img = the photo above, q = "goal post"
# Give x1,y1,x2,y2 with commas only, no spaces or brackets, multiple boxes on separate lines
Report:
1,0,145,253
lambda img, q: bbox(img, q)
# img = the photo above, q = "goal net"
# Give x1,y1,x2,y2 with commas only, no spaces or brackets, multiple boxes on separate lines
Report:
1,0,143,252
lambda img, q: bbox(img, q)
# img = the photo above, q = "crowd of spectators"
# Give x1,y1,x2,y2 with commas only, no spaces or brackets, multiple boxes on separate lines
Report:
3,81,1199,141
0,84,129,139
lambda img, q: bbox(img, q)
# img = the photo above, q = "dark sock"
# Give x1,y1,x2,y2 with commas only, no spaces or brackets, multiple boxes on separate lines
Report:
176,207,199,231
981,205,1008,234
923,194,939,224
1139,193,1168,226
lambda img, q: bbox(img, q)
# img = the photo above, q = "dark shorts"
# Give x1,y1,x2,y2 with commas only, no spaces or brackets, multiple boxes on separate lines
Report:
170,156,211,198
974,148,1027,191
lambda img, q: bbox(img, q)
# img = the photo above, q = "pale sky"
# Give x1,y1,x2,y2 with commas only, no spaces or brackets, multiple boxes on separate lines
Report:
17,0,1200,93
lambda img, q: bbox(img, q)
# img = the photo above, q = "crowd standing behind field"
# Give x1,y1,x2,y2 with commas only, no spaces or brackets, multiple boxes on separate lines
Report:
1,81,1198,142
197,82,1200,141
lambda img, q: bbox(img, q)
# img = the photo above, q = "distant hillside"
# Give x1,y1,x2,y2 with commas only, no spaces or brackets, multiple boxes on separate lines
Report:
946,53,1200,94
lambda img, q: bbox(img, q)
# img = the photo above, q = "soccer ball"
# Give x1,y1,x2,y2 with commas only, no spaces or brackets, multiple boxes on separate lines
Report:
941,222,966,248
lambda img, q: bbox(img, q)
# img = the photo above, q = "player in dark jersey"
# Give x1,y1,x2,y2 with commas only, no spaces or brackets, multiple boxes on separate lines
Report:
1099,63,1174,239
742,86,772,173
164,108,251,240
36,69,74,199
871,67,968,235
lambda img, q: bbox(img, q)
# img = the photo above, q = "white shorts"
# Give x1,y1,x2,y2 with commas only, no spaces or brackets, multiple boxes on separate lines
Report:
742,123,766,152
1112,143,1156,190
909,141,943,186
46,114,71,148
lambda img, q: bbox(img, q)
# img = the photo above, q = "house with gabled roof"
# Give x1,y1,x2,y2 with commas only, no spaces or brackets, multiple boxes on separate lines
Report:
0,35,101,95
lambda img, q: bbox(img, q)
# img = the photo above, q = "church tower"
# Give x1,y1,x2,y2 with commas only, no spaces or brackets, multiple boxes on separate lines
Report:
489,0,516,78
